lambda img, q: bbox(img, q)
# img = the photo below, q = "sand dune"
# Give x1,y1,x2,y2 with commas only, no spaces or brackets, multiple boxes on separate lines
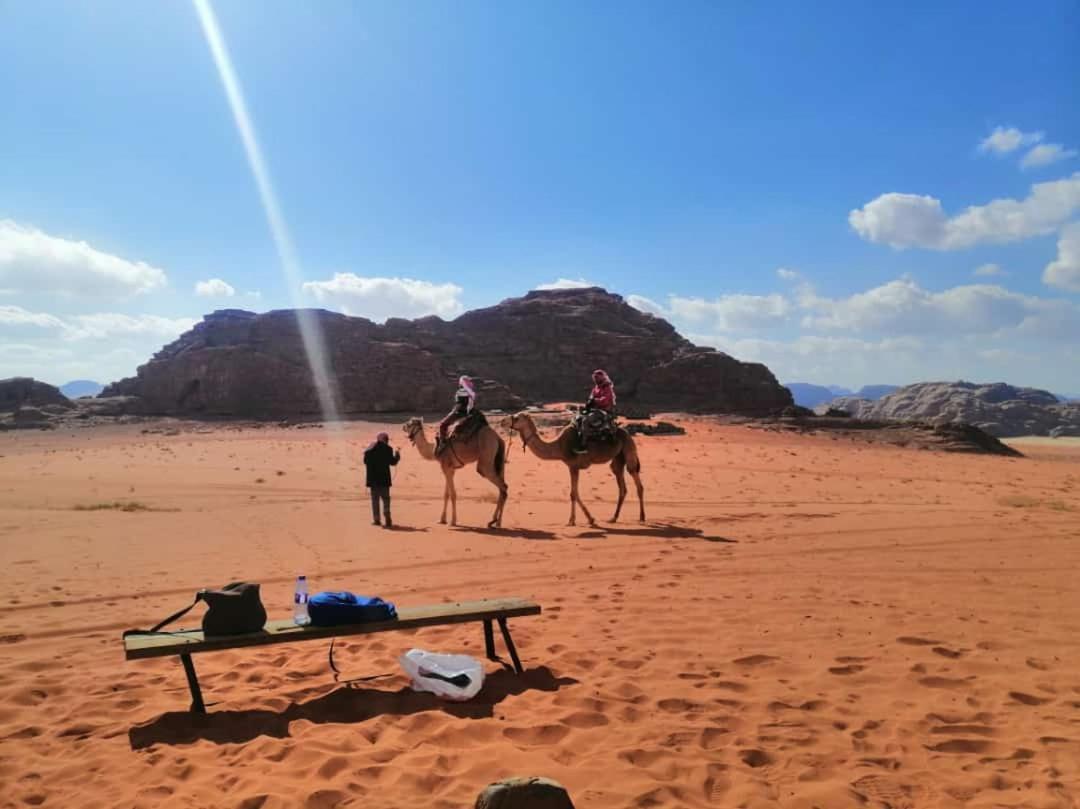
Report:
1,418,1078,808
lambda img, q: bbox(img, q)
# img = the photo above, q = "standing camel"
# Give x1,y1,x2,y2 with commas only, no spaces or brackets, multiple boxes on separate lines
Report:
500,412,645,527
402,416,508,529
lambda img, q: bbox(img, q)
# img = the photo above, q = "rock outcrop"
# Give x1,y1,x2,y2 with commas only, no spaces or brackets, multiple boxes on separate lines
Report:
824,381,1080,438
102,288,793,418
0,378,71,413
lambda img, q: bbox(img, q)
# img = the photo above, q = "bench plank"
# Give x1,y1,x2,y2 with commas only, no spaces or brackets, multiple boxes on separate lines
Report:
124,597,540,660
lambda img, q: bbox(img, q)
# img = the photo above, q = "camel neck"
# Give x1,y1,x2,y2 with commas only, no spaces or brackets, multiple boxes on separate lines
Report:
410,426,436,461
519,418,564,461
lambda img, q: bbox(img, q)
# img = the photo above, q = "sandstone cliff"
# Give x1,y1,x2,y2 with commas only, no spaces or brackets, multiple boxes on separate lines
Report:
102,288,793,418
824,381,1080,438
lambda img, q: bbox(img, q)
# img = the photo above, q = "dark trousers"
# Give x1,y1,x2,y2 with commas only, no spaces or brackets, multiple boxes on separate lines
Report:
369,486,391,525
439,407,468,441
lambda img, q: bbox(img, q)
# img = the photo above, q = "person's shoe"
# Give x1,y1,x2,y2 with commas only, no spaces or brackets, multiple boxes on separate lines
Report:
372,520,380,526
383,519,393,529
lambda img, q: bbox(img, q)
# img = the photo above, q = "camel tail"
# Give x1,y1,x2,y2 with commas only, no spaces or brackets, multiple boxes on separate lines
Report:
494,440,506,478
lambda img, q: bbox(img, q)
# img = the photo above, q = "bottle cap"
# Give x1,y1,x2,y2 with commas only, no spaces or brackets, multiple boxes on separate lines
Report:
298,575,306,580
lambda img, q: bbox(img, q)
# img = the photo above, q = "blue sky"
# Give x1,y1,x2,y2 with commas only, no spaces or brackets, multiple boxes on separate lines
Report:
2,0,1078,391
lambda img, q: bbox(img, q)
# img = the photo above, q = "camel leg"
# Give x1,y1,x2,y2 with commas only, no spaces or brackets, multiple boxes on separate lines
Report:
439,466,450,524
569,467,597,528
630,468,645,522
447,470,459,527
478,467,508,529
610,455,628,523
567,468,578,526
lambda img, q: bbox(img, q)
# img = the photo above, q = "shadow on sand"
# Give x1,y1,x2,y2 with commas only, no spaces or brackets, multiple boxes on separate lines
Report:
451,526,558,541
129,667,576,750
573,522,737,543
379,525,430,533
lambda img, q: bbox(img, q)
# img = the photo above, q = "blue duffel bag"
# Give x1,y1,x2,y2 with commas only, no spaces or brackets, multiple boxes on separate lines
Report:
308,591,397,627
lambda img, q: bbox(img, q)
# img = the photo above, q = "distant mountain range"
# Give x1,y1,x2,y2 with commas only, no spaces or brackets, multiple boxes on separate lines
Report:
826,381,1080,438
60,380,103,398
785,383,898,408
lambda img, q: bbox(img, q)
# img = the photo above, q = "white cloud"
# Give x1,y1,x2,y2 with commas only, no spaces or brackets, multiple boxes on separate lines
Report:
1021,143,1078,170
533,278,595,290
0,220,167,298
195,278,236,297
62,313,197,341
301,273,465,320
973,263,1006,277
669,293,790,331
626,294,667,317
0,305,66,330
800,277,1076,338
850,172,1080,249
0,306,196,384
1042,222,1080,293
977,126,1043,155
776,268,801,281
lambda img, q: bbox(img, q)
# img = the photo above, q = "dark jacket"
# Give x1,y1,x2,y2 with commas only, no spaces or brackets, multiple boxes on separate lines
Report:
363,442,400,488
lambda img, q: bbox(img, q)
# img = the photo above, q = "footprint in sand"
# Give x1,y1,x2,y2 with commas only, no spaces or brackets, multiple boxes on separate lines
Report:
829,664,867,675
1009,691,1052,706
897,636,942,646
925,738,994,754
918,676,973,689
738,748,774,768
932,646,964,659
733,654,778,667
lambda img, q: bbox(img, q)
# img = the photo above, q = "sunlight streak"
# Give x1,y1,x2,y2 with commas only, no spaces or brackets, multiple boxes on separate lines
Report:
192,0,341,424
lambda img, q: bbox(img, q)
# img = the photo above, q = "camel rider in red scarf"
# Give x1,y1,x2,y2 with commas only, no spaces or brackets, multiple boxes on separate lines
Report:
437,375,477,455
575,369,615,453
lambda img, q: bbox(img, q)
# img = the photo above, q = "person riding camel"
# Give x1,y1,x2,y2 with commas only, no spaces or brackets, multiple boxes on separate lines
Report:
575,369,616,453
437,375,477,455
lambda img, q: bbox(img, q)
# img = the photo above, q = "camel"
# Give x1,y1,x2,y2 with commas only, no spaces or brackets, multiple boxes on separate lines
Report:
500,412,645,527
402,416,508,529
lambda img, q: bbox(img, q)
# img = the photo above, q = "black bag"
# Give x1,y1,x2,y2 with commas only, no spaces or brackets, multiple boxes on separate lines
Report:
124,581,267,638
199,582,267,636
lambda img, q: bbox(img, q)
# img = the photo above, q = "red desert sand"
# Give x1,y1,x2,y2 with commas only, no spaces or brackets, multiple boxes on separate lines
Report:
1,419,1078,808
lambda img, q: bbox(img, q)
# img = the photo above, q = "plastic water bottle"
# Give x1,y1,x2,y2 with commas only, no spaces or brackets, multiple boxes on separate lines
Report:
293,575,310,626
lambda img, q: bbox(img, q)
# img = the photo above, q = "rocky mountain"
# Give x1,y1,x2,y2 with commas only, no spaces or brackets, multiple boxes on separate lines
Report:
856,384,899,400
102,288,793,418
0,378,72,412
824,381,1080,438
60,380,104,398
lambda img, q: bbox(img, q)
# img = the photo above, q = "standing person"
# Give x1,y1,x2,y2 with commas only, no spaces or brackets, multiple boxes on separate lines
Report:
437,375,477,455
363,431,400,528
575,369,616,453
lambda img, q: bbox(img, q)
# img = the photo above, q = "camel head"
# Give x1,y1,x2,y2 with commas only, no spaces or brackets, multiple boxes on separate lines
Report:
402,417,424,443
499,412,528,433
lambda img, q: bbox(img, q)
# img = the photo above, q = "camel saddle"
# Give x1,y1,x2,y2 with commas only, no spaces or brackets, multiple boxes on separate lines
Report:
577,409,618,445
448,410,488,444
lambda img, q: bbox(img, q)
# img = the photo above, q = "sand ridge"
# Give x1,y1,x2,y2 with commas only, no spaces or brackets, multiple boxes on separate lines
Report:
1,419,1079,808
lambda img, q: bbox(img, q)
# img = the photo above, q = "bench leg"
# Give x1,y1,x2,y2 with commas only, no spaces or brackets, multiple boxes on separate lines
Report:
483,619,496,661
180,653,207,714
497,617,524,675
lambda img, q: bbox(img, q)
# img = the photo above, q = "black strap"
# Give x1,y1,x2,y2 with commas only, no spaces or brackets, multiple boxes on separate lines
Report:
122,593,203,637
328,637,341,681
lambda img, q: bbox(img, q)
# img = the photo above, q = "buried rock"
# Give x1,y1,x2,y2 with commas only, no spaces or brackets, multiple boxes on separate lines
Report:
475,777,576,809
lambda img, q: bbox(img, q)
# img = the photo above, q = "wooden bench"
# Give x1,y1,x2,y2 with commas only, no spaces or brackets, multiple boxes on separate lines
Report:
123,597,541,713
